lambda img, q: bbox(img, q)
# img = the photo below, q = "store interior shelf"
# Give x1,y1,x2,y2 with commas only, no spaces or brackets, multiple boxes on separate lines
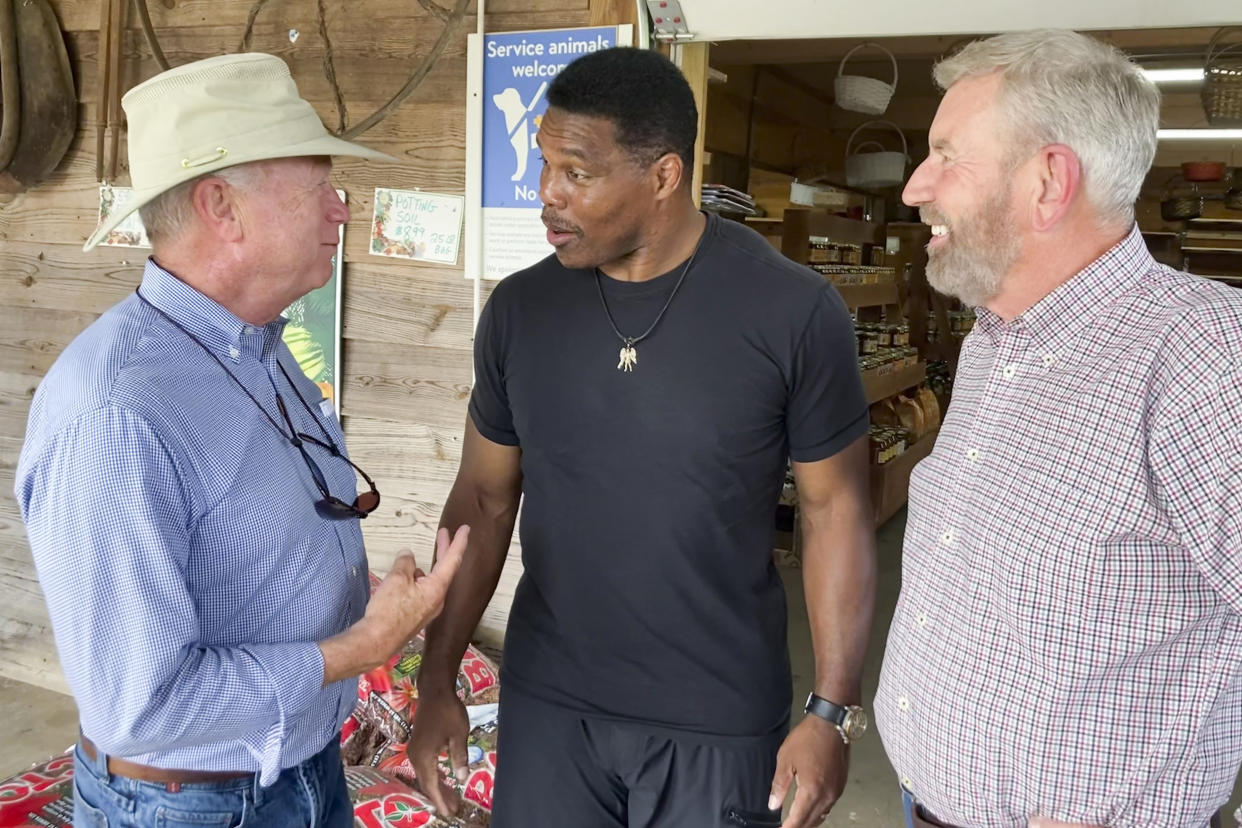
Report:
862,361,926,405
835,281,899,309
871,428,939,526
780,209,885,264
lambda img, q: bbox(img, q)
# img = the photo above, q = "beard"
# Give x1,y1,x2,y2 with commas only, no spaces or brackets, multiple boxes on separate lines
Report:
922,186,1020,309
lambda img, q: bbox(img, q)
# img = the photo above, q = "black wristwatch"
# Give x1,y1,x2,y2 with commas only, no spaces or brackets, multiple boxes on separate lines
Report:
804,692,868,745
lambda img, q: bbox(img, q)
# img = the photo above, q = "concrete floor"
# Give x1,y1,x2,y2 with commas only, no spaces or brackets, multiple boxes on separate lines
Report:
781,511,906,827
0,675,78,778
2,509,1241,827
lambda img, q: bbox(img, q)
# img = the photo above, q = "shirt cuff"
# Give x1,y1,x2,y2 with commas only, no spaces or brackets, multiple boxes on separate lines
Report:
240,641,326,786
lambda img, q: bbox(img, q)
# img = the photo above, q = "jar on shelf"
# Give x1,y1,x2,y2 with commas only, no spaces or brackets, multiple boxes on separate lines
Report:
860,325,880,355
808,236,831,265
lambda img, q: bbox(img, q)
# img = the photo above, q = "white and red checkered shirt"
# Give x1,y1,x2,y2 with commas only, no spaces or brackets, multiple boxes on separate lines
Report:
876,225,1242,827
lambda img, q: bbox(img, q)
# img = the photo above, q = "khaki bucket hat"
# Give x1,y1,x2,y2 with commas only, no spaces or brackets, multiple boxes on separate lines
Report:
84,52,394,251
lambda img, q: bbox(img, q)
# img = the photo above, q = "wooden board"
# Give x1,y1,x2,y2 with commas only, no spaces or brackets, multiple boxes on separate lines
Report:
340,338,472,426
834,281,899,309
53,1,588,32
780,209,885,263
862,361,926,406
872,428,938,526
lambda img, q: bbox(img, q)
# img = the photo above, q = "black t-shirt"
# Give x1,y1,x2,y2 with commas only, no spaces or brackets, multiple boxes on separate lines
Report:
470,212,868,738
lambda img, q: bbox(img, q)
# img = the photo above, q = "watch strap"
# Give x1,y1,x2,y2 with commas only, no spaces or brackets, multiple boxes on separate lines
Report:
804,692,848,725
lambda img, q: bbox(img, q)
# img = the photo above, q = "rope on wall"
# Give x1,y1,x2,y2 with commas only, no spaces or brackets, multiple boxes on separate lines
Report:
129,0,469,140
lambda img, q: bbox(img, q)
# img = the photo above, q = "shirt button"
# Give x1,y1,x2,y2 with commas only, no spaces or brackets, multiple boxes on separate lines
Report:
228,346,241,360
940,529,956,547
1042,354,1057,368
349,565,359,578
966,448,980,463
898,696,911,712
902,776,914,789
1002,364,1017,379
916,612,928,628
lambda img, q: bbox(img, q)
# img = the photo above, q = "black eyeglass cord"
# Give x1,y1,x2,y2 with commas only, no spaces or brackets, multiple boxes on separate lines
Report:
134,288,334,453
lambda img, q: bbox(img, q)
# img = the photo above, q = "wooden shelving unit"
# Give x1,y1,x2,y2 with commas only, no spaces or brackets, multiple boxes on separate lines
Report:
776,208,930,547
872,428,939,526
779,209,885,266
835,282,899,310
862,361,925,405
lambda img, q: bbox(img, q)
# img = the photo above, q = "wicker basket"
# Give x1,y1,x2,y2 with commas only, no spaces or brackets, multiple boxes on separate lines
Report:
1161,177,1202,222
834,42,898,115
845,120,908,189
1226,170,1242,211
1202,28,1242,126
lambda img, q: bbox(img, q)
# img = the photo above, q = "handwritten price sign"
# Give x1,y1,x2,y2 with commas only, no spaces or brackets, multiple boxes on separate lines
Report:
370,188,464,265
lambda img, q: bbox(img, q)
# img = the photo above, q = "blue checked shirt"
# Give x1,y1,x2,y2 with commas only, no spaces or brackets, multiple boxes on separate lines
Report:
15,260,369,786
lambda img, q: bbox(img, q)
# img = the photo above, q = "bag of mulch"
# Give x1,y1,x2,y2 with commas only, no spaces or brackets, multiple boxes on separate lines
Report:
347,753,494,828
340,573,501,825
342,576,499,761
0,752,75,827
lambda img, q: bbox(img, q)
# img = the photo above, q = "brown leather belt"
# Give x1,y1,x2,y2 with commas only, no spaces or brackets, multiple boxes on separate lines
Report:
79,734,252,787
910,809,961,828
905,798,963,828
910,803,1219,828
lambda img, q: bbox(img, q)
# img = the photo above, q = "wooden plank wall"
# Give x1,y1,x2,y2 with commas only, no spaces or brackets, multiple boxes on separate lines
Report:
0,0,607,692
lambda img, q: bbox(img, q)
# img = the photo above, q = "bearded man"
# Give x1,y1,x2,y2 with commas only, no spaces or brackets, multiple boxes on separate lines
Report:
877,29,1242,828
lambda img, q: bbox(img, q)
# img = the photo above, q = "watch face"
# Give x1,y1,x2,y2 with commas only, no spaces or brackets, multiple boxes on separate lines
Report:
842,708,869,741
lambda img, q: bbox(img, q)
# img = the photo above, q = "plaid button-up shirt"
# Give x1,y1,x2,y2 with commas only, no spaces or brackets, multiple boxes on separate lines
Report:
876,226,1242,827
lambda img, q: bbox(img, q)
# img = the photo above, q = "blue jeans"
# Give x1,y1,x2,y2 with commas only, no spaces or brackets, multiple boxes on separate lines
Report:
72,737,352,828
900,786,920,828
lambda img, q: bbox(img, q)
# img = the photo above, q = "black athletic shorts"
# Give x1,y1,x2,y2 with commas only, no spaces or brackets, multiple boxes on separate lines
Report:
491,684,788,828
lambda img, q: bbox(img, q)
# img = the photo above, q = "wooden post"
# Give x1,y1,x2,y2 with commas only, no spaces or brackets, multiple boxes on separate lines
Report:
673,42,710,208
588,0,640,26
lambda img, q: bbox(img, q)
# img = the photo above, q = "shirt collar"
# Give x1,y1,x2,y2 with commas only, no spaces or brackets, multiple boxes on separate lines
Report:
137,258,287,357
972,224,1153,354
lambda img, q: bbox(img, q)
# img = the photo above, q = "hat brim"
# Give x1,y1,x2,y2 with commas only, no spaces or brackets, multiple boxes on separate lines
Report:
83,133,396,251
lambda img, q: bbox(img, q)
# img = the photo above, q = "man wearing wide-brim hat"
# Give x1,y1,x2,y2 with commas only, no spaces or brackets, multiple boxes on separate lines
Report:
16,53,468,827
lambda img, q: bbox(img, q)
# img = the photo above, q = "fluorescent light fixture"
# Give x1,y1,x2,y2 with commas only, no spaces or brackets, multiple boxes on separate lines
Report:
1141,68,1205,83
1157,128,1242,140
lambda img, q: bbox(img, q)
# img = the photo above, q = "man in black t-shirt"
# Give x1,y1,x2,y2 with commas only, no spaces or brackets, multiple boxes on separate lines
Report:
408,48,876,828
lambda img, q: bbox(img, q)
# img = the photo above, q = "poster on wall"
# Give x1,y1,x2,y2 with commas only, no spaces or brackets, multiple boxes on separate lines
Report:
465,25,632,281
369,188,464,264
282,189,346,412
96,185,152,248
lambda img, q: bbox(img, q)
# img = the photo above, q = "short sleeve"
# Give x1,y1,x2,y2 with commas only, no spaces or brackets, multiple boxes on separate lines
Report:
786,289,869,462
468,290,519,446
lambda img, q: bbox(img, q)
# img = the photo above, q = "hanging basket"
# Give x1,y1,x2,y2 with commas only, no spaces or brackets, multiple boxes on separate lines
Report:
844,120,908,189
834,42,898,115
1202,27,1242,126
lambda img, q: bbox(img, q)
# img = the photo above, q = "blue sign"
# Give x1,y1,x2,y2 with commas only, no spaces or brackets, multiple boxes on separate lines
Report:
481,27,618,209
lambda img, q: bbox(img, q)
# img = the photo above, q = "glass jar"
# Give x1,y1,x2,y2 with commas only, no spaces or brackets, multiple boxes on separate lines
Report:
808,236,831,265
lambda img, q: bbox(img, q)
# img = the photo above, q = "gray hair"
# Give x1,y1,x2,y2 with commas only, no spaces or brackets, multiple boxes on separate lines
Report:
138,162,261,245
934,29,1160,228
